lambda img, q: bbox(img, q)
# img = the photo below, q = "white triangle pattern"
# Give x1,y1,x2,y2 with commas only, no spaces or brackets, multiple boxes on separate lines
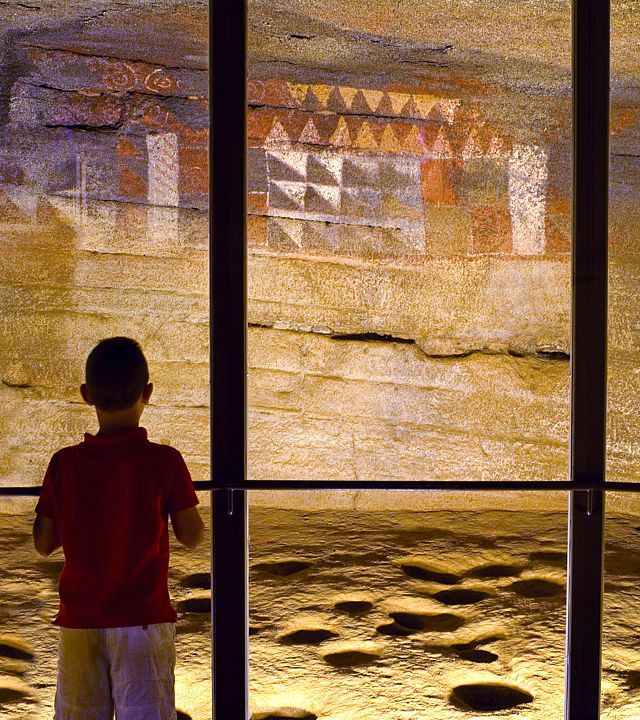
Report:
435,99,460,124
388,92,410,115
267,149,309,179
311,84,333,107
270,180,306,208
312,153,343,185
271,216,304,247
265,119,291,148
361,89,384,113
338,86,358,109
283,82,460,121
298,118,322,145
308,183,341,211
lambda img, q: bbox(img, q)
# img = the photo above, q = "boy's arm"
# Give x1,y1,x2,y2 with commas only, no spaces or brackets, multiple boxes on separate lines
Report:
34,452,61,557
170,505,205,550
33,515,62,557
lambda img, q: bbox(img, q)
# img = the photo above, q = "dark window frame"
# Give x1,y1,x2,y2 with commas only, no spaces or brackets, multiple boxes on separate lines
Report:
0,1,610,718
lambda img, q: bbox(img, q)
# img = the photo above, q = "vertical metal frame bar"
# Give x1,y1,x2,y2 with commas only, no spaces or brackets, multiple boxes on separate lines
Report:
566,0,610,717
211,0,249,718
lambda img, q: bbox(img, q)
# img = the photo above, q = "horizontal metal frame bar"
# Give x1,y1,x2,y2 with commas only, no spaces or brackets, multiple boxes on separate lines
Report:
6,481,640,496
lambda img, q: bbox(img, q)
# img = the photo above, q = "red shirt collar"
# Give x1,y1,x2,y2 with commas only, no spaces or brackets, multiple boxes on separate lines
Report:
81,426,148,454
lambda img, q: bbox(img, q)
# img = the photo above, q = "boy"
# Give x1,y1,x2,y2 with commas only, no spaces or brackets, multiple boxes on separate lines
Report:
33,336,205,720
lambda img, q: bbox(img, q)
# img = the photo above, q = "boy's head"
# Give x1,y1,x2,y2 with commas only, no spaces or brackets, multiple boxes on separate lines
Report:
83,337,150,412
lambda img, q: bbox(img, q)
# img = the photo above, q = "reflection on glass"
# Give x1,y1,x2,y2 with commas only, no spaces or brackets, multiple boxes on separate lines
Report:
249,490,567,718
607,3,640,481
0,4,211,711
0,494,211,720
602,496,640,719
247,1,572,483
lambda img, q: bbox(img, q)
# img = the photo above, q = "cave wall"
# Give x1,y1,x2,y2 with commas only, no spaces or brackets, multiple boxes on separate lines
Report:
0,1,639,512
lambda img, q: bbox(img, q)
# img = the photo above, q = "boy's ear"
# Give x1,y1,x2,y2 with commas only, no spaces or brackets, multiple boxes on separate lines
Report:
80,383,93,405
142,382,153,404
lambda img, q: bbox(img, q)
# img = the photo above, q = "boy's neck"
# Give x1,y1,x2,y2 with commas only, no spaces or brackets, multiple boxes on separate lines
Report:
96,420,141,436
94,405,145,436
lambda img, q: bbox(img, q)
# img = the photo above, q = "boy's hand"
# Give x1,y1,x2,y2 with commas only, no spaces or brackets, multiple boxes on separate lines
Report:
33,515,62,557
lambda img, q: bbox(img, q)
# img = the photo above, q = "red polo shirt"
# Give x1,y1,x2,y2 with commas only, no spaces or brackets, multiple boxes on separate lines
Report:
35,427,199,628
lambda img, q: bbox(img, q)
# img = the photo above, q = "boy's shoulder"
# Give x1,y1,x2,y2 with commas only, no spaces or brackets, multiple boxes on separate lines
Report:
50,441,83,460
46,435,187,483
43,442,83,478
146,439,185,459
51,431,185,461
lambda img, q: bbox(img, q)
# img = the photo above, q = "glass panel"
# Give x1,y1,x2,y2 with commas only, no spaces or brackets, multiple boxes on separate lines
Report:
249,490,568,718
0,3,210,489
0,3,210,718
172,491,212,720
608,2,640,481
602,495,640,719
0,496,50,718
248,1,572,483
0,492,211,720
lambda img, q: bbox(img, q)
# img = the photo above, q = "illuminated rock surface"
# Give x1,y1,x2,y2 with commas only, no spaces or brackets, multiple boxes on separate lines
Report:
2,506,640,719
0,1,639,496
0,0,640,715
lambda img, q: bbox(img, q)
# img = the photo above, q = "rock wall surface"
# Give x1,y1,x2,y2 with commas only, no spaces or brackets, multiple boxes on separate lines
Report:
0,1,639,512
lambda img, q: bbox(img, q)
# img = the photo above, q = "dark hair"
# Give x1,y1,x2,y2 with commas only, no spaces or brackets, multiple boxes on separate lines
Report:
85,337,149,411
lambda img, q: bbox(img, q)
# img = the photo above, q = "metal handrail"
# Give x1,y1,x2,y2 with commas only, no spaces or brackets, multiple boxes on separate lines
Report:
4,479,640,495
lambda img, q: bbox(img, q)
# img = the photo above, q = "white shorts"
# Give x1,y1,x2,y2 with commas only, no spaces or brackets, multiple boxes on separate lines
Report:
54,623,177,720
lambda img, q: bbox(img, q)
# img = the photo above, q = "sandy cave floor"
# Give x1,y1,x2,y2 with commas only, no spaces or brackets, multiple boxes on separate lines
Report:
1,506,640,719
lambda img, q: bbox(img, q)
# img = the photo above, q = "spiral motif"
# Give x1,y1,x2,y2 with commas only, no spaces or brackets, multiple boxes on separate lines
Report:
145,68,178,93
101,61,136,92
